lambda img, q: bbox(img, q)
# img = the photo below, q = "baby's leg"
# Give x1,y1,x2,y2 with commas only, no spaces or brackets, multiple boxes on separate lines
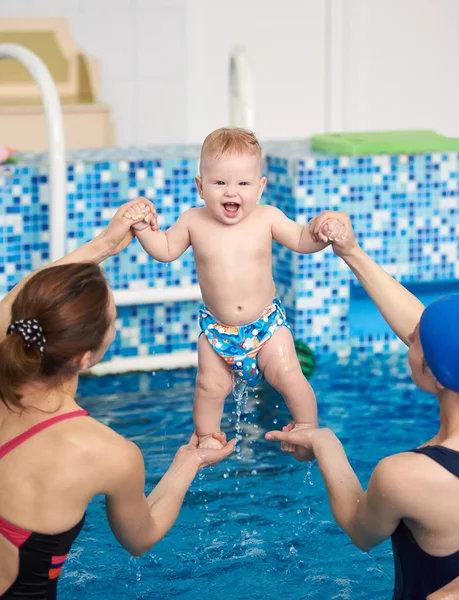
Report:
194,334,233,449
257,327,317,457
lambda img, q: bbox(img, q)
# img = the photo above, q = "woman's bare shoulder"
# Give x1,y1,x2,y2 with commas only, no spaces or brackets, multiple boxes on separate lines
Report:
54,414,143,498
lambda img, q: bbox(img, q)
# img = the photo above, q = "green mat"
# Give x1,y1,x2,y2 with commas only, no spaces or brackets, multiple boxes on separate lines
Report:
311,130,459,156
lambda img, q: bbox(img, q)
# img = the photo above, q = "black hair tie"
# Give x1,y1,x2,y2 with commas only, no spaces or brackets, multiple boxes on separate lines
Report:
7,318,46,355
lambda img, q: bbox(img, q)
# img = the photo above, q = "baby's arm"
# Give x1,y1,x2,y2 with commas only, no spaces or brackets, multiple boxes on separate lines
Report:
267,205,347,254
124,199,192,263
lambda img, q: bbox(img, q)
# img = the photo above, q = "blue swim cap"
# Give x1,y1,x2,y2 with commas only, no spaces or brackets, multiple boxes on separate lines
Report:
419,294,459,393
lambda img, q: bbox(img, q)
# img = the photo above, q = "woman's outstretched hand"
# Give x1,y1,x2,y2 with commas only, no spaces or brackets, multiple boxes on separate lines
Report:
100,198,158,255
309,210,358,258
265,423,321,462
176,431,236,469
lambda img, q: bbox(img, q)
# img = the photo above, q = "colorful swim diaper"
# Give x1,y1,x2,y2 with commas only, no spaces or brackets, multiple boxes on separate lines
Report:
198,298,291,387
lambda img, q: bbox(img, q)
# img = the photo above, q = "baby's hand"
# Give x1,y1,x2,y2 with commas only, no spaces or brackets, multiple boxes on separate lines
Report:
123,199,159,232
198,433,225,450
319,217,347,243
309,210,357,258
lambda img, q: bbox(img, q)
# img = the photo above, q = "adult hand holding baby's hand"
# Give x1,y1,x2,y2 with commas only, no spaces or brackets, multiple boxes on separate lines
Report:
320,218,347,243
309,210,358,258
100,198,158,255
124,197,159,232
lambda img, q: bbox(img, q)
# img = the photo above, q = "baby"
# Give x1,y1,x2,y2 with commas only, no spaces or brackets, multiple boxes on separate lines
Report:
124,128,348,449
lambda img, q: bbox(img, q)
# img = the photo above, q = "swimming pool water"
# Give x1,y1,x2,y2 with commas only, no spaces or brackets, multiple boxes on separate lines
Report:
62,354,437,600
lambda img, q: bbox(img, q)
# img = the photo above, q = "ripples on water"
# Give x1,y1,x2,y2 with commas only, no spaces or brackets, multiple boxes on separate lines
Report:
61,353,436,599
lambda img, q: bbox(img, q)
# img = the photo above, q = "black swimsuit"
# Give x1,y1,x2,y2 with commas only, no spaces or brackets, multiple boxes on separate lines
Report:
391,445,459,600
0,410,88,599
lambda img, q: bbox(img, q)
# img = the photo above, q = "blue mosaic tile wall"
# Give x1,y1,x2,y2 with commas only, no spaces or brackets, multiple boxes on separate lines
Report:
1,142,458,362
64,156,201,290
267,153,350,355
267,145,459,355
0,146,203,361
103,301,199,361
0,163,49,291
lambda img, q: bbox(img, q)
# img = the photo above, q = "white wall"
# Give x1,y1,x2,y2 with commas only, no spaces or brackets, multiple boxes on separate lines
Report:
342,0,459,136
184,0,327,144
2,0,459,146
1,0,188,146
71,0,188,147
0,0,327,146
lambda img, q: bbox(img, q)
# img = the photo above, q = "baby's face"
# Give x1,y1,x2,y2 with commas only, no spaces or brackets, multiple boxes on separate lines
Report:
196,152,266,225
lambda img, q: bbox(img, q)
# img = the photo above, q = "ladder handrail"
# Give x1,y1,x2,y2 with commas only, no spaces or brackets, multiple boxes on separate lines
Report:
229,46,255,131
0,43,66,261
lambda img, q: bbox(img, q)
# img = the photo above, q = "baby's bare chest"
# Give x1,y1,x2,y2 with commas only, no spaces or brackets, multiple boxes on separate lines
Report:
191,222,273,264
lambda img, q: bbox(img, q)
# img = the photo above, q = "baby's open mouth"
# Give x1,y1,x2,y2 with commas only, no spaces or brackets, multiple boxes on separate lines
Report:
223,202,240,216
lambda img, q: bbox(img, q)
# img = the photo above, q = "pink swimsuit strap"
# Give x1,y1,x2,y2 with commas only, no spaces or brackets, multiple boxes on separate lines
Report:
0,410,88,460
0,514,32,547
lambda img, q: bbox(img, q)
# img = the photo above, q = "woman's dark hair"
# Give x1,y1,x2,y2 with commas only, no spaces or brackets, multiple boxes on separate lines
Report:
0,263,111,408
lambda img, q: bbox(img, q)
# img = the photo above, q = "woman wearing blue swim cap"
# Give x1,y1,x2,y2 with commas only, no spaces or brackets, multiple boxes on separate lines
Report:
266,211,459,600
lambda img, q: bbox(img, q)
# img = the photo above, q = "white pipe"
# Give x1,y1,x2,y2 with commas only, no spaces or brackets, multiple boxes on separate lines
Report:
229,46,255,131
0,44,66,261
0,284,202,306
90,351,198,375
113,285,202,306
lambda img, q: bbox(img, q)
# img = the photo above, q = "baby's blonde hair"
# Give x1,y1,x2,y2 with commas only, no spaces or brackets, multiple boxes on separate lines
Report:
200,127,262,164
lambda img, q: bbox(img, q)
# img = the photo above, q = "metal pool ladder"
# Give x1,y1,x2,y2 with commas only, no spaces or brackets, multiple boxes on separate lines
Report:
0,43,66,262
229,46,255,131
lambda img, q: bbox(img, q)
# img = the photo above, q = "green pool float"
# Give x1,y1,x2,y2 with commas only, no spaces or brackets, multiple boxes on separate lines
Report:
294,340,316,379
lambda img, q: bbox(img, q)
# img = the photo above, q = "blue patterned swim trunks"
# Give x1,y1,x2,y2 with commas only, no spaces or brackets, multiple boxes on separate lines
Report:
198,298,291,387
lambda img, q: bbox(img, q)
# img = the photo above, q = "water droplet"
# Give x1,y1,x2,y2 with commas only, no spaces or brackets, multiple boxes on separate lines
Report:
303,469,314,486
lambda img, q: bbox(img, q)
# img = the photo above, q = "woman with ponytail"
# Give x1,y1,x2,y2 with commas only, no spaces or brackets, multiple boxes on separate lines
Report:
0,199,234,600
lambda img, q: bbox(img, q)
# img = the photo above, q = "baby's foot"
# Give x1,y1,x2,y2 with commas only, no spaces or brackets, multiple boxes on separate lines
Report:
198,434,225,449
283,423,316,460
281,438,297,453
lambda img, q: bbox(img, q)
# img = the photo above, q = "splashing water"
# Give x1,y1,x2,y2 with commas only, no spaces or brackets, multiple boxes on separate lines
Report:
231,375,248,448
62,356,412,599
228,376,250,494
304,464,315,486
128,556,142,588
